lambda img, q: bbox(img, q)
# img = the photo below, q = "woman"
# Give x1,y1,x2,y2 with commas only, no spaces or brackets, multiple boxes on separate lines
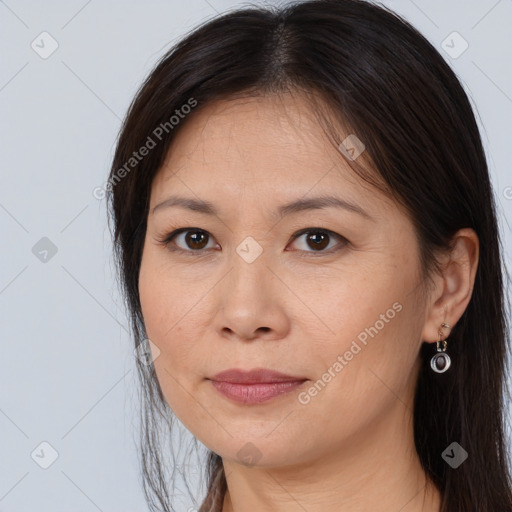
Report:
106,0,512,510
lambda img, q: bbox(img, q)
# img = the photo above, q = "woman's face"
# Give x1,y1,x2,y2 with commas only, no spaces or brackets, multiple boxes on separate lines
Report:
139,93,431,468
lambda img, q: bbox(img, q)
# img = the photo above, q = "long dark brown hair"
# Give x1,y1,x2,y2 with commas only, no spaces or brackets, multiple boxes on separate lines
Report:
106,1,512,510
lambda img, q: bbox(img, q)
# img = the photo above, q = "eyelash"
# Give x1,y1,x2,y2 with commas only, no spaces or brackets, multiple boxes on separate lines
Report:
154,227,349,257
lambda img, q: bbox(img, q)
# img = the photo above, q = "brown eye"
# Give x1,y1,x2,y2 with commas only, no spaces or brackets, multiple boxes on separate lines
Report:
159,228,217,253
183,230,210,250
305,232,330,250
288,229,347,254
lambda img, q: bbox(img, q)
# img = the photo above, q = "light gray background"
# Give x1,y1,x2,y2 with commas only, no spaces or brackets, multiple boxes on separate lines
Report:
1,0,511,510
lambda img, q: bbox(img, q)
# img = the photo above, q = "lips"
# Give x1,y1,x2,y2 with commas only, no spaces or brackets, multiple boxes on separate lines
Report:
209,368,307,384
207,368,308,404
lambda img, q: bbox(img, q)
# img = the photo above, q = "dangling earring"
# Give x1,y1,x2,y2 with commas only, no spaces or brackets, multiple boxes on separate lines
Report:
430,322,451,373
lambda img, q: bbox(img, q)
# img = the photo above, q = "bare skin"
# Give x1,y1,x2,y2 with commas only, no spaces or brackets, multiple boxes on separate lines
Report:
138,92,479,512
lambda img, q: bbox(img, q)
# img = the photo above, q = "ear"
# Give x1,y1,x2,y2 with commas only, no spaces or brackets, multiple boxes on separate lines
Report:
421,228,479,343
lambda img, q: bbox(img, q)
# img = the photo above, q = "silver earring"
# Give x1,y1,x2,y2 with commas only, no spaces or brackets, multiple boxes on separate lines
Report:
430,322,451,373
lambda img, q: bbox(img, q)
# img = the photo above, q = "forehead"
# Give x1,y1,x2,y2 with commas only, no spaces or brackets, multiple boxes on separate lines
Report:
151,93,393,215
166,94,334,177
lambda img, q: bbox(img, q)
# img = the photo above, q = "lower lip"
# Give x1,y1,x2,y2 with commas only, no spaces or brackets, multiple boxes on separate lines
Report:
209,380,306,404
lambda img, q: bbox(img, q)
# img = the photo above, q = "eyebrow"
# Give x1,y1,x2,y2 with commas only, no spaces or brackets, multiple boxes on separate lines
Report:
151,194,374,221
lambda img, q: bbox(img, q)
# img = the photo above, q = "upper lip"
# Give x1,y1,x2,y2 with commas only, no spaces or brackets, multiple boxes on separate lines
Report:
209,368,307,384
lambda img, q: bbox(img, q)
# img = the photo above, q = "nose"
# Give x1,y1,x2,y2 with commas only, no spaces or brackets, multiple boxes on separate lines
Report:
212,250,290,342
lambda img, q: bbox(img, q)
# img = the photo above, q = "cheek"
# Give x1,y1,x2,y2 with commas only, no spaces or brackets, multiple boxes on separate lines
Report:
299,257,424,422
138,248,212,407
306,260,408,352
139,244,192,338
139,252,180,372
138,263,204,434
